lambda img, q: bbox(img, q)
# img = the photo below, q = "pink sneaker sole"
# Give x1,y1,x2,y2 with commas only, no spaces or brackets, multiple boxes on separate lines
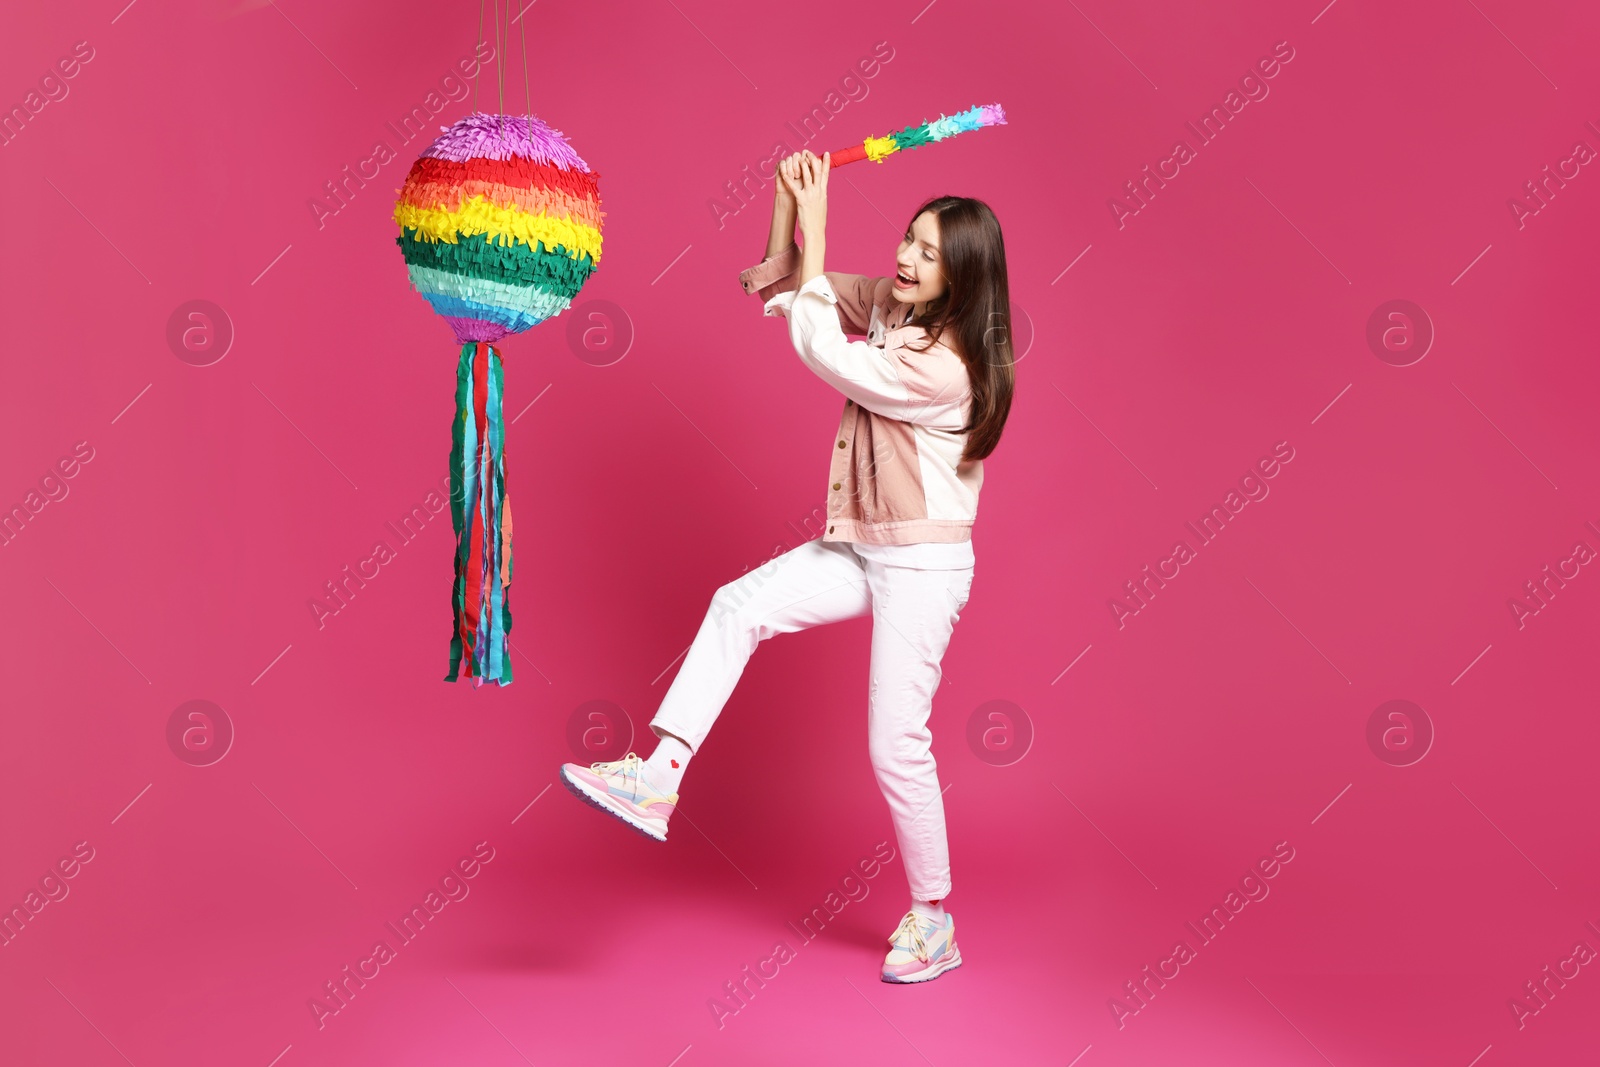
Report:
882,944,963,984
559,763,671,842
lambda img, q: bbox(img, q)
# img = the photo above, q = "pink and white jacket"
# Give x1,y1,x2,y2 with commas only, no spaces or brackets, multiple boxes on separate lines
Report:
739,240,983,546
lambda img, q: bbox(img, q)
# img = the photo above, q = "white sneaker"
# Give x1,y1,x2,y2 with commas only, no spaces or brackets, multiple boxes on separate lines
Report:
882,910,962,983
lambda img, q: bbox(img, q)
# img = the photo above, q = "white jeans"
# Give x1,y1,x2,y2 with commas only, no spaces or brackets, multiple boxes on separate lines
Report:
650,536,975,901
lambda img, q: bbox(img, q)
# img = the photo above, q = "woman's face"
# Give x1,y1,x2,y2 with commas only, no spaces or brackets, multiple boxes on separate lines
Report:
891,211,946,311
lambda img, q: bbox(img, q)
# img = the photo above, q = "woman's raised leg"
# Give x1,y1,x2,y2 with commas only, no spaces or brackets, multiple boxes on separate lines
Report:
559,537,874,841
649,537,872,753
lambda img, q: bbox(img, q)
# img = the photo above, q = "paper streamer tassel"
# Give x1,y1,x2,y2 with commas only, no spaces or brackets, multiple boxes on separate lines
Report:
447,341,515,686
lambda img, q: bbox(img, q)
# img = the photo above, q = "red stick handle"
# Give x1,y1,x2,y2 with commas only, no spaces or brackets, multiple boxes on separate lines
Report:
824,142,869,167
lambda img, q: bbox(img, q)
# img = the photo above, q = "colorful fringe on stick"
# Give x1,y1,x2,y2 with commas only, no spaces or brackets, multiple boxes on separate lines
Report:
825,103,1006,167
392,112,604,686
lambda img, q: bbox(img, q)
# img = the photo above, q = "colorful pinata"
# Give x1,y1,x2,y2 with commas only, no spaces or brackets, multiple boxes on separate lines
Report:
394,113,603,341
392,112,604,687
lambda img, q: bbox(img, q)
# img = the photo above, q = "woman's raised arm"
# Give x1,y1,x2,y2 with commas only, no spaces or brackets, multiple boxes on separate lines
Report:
765,152,800,260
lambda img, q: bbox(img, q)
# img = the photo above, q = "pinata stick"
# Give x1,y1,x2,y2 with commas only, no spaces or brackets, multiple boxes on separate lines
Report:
823,103,1006,167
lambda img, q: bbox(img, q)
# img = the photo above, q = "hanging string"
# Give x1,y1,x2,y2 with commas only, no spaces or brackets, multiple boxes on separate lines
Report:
494,0,505,115
473,0,484,113
520,0,530,119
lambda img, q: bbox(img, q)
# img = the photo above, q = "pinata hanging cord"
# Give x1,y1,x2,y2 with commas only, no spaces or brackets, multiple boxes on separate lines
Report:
473,0,507,115
472,0,532,125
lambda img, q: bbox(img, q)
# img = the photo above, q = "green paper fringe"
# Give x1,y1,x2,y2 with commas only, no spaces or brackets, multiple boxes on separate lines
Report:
396,227,595,299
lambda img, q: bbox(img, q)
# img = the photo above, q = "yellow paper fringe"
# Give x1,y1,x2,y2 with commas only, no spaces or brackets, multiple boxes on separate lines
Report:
404,180,606,231
394,195,604,262
864,135,900,163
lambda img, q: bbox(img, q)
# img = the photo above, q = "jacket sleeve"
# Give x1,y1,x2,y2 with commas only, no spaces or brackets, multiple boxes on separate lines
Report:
739,240,882,335
769,274,920,420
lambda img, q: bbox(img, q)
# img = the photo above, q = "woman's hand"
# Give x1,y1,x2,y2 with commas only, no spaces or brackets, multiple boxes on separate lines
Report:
780,150,830,239
763,153,801,261
785,151,830,286
774,152,797,210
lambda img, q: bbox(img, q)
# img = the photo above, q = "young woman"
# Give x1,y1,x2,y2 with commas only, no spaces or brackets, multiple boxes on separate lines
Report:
561,149,1014,984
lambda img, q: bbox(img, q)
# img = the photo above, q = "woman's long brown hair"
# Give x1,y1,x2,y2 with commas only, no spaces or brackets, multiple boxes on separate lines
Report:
899,196,1015,462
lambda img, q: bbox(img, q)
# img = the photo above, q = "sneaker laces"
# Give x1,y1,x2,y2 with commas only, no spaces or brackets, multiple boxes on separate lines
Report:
890,910,932,962
590,751,647,799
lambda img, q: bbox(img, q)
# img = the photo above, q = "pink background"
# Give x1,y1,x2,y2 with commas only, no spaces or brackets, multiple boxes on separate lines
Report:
3,0,1599,1064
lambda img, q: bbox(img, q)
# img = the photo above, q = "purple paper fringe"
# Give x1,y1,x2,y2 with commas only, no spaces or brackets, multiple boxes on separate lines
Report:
444,316,510,343
421,112,592,172
980,103,1007,126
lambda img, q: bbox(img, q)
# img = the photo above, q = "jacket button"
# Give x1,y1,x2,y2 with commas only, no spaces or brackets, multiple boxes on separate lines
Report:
832,482,841,491
837,440,846,448
828,525,835,533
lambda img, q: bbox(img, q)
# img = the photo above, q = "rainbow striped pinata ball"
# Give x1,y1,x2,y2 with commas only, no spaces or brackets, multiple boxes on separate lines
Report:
393,113,603,344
